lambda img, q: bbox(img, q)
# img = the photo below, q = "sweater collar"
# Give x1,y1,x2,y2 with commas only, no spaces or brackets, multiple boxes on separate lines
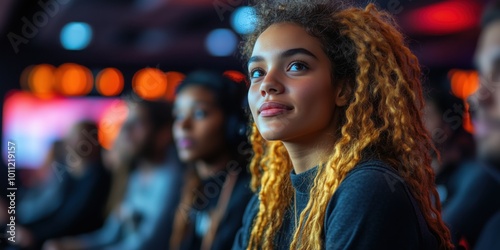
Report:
290,166,318,194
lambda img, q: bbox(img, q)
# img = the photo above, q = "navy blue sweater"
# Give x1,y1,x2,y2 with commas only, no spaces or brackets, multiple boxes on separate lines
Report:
232,160,439,249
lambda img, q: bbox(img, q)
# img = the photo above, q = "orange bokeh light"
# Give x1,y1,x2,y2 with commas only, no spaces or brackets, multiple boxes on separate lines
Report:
165,71,185,102
20,65,34,91
463,102,474,134
96,68,124,96
98,100,128,150
132,68,168,100
449,69,479,134
55,63,93,96
27,64,57,98
450,70,479,100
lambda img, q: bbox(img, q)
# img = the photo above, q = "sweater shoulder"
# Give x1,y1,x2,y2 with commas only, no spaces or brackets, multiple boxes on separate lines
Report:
328,160,411,211
323,160,436,249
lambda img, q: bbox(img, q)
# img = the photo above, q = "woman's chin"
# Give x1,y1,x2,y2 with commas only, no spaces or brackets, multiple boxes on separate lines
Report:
259,130,289,142
178,151,197,163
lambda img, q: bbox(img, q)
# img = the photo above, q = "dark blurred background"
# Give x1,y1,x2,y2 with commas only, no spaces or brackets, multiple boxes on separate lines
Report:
0,0,487,81
0,0,498,249
1,0,487,70
0,0,487,170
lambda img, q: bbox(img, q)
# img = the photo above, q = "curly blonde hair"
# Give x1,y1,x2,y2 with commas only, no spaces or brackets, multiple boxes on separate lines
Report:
241,1,454,249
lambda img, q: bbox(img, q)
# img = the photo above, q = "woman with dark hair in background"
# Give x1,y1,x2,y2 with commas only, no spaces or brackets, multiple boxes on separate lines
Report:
169,70,253,250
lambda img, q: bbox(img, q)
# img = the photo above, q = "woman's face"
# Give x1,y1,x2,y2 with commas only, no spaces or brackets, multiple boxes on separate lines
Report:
248,23,339,142
173,86,227,163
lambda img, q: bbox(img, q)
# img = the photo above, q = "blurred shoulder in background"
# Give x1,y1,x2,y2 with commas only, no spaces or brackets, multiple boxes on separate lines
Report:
170,70,253,250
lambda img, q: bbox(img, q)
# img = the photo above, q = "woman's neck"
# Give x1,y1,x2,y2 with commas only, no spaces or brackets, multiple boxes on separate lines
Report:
283,131,335,174
195,153,232,179
283,108,341,174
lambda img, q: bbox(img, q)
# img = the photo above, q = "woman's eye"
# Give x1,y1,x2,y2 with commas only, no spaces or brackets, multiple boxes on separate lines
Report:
288,62,308,72
250,68,265,79
193,109,207,119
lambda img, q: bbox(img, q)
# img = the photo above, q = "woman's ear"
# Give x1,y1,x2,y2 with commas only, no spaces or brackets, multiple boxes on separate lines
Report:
334,79,352,107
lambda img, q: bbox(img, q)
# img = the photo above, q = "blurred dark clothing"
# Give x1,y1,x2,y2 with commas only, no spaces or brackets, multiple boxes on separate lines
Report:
435,127,476,171
434,128,475,202
442,161,500,248
475,211,500,250
18,160,111,245
76,147,184,250
179,169,252,250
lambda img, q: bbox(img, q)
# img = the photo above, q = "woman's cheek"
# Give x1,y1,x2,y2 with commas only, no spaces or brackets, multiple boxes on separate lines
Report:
248,87,260,119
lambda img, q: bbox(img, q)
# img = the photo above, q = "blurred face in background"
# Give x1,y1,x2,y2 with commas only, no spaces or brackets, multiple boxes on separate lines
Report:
173,86,227,163
65,126,84,152
122,104,153,159
472,20,500,164
65,122,99,161
103,128,134,171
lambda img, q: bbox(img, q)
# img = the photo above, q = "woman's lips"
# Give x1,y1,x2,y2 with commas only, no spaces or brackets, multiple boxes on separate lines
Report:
177,138,194,149
258,102,293,117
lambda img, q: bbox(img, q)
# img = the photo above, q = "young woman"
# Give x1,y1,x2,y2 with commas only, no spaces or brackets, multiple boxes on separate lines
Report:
233,1,454,249
170,70,253,250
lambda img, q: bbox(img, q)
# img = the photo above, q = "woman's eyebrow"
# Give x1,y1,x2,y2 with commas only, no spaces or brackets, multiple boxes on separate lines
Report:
248,48,318,67
281,48,318,60
248,55,264,66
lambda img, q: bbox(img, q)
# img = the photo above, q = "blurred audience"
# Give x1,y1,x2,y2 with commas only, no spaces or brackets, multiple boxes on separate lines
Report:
16,121,111,249
470,1,500,249
423,89,475,205
441,1,500,248
169,71,253,250
44,98,184,250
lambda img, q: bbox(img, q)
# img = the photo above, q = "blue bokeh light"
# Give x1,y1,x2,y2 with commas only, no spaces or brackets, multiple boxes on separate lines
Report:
60,22,93,50
230,7,257,35
205,29,237,57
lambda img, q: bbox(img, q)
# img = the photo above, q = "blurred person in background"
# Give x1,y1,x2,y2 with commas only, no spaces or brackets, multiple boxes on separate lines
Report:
44,97,185,250
423,89,475,205
15,140,66,223
470,0,500,249
101,127,135,216
442,0,500,248
169,71,253,250
20,140,66,188
15,121,111,249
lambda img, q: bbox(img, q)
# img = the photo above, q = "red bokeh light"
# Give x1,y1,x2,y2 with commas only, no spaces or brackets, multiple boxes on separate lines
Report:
404,0,480,35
